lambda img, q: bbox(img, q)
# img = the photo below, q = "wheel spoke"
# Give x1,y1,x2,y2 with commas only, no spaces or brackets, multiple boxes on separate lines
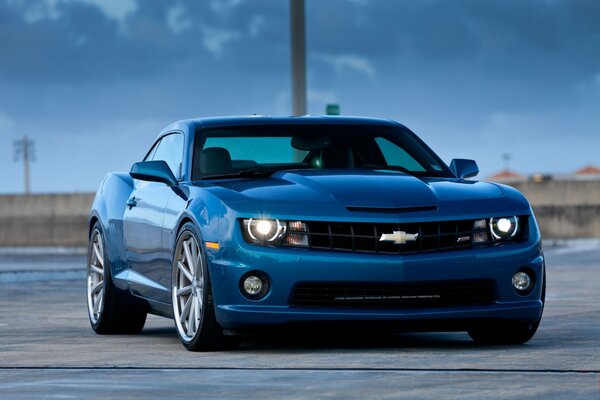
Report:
194,297,201,331
91,281,103,296
93,242,104,266
176,285,192,296
190,240,198,272
183,240,194,273
180,295,192,322
177,261,193,282
187,297,196,337
90,265,103,276
93,288,103,314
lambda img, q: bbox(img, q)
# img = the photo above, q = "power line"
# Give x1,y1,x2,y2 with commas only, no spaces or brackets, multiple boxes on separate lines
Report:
13,135,35,194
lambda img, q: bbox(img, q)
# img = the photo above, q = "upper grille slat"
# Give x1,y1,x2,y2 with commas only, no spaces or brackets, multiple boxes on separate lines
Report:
287,219,492,255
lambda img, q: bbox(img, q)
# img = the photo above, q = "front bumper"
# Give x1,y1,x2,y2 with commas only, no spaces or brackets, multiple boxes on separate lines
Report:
207,227,544,330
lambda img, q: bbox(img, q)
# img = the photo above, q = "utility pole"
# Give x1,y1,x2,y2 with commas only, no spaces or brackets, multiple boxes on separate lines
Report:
290,0,307,115
502,153,511,172
14,135,35,194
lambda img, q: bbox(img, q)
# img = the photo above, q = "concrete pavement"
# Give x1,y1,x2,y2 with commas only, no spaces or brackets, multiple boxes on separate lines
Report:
0,241,598,398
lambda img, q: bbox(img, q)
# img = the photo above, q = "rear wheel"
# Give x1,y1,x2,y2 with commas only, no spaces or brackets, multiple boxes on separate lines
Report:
172,223,240,351
87,223,147,334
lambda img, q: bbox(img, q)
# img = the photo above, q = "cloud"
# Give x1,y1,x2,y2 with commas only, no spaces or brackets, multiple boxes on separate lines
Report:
248,14,265,37
8,0,137,24
76,0,136,23
200,25,241,57
1,0,600,192
315,54,376,78
0,112,15,133
209,0,244,16
166,3,192,35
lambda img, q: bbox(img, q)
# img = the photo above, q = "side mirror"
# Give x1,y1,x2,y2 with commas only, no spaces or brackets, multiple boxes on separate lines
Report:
449,159,479,179
130,160,178,186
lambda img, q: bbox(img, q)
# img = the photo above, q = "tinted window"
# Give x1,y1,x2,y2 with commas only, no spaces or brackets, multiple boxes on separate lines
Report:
144,140,160,161
151,133,184,178
203,137,307,164
375,137,426,172
193,125,451,179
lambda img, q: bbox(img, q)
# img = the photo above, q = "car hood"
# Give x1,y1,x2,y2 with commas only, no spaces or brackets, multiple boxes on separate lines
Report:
197,170,530,219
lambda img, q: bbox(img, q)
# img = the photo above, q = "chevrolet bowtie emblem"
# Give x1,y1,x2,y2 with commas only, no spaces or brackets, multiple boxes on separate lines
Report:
379,231,419,245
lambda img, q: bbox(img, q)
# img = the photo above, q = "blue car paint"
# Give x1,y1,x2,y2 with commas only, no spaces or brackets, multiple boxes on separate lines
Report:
89,116,544,329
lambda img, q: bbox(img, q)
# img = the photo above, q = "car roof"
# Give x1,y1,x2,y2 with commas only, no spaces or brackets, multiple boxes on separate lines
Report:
160,115,405,136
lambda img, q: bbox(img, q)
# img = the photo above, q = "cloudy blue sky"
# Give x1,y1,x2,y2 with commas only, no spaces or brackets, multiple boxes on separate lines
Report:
0,0,599,193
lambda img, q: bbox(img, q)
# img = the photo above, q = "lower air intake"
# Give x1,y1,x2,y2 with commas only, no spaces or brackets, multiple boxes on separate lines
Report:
290,280,496,308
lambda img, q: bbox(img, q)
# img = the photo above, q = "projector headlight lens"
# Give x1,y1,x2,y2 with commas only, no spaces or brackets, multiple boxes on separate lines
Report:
244,218,286,243
490,216,519,240
242,218,309,247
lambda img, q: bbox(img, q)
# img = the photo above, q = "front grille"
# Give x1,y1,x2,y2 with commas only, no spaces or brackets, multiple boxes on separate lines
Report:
290,280,496,308
290,219,491,254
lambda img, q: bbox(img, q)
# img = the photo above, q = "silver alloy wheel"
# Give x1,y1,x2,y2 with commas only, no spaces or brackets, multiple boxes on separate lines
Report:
173,232,204,342
87,229,105,324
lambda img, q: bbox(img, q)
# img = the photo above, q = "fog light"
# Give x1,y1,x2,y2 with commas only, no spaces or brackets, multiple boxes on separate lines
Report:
243,276,263,296
512,271,532,292
240,273,269,300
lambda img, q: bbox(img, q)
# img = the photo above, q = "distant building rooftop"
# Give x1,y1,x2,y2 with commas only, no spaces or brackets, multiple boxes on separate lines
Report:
487,164,600,183
575,165,600,176
487,169,525,182
572,164,600,181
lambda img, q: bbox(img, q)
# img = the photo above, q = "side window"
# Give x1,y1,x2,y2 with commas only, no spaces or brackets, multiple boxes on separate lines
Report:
151,133,184,178
375,137,427,172
144,140,161,161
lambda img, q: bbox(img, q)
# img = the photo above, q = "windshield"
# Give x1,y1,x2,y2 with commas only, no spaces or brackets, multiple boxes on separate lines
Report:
192,124,452,179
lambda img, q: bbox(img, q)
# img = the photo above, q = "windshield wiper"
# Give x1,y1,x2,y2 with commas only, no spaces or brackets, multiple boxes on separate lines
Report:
199,166,276,180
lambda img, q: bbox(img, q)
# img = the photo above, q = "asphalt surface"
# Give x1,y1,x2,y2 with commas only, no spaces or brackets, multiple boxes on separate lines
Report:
0,241,599,399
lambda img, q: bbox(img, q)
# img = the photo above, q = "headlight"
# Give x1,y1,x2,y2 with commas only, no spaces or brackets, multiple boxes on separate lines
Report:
490,216,519,240
242,218,308,247
244,218,287,243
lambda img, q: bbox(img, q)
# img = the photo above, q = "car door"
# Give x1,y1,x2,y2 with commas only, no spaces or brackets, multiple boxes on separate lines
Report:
123,132,184,303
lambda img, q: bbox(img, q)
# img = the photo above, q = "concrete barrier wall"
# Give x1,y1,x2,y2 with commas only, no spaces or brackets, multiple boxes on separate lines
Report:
0,180,598,246
0,193,94,247
508,180,600,206
508,180,600,239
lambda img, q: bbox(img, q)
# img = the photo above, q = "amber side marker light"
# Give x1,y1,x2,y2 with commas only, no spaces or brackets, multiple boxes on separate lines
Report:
205,242,220,250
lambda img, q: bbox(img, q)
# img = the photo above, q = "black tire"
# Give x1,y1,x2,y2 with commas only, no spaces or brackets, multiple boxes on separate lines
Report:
468,268,546,345
467,319,540,345
87,222,147,334
171,222,241,351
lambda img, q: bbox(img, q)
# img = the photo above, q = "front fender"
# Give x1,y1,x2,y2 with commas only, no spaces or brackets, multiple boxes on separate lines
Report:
89,172,134,287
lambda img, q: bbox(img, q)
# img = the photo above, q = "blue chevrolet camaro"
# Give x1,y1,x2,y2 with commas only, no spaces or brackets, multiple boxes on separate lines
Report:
87,116,545,351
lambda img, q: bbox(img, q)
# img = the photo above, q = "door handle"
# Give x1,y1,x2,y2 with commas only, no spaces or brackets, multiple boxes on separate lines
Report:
126,196,138,209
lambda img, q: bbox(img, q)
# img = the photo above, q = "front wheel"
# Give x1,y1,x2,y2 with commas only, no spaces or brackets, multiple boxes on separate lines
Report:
467,319,540,345
172,223,240,351
469,268,546,345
